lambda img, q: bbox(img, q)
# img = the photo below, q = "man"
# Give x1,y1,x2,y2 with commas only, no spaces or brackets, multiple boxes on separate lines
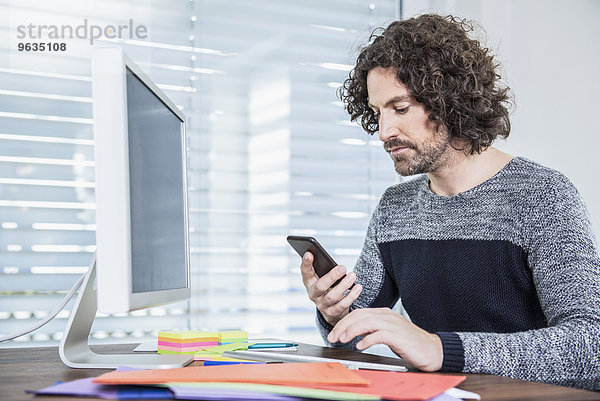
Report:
300,14,600,390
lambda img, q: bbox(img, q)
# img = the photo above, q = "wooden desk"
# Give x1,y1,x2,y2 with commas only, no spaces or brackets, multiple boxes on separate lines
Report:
0,343,598,401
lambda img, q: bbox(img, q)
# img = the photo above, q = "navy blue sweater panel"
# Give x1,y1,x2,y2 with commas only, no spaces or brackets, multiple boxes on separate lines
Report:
376,239,548,334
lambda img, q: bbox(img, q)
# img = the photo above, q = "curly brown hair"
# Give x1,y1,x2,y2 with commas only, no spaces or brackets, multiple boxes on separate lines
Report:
339,14,511,154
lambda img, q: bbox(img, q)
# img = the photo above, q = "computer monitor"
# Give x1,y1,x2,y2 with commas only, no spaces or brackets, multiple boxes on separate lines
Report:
59,46,192,369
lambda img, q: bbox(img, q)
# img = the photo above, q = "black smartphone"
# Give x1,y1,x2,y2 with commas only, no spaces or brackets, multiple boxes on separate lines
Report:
287,235,347,288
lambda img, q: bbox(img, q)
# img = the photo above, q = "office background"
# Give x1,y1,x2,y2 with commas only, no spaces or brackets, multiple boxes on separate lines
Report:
0,0,598,349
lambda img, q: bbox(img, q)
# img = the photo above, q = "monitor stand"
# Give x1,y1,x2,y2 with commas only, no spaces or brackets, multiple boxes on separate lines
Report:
59,254,193,369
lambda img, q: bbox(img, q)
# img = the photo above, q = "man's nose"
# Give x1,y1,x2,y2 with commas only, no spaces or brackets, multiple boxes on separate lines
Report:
378,112,396,142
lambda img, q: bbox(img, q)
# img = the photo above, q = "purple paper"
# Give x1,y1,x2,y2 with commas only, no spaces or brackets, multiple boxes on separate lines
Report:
427,393,462,401
170,386,303,401
28,377,172,400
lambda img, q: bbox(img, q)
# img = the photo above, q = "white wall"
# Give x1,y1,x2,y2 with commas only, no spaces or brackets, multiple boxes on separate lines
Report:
402,0,600,240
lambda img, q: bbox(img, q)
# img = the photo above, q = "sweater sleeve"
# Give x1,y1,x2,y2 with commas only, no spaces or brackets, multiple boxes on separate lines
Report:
317,200,395,349
457,174,600,390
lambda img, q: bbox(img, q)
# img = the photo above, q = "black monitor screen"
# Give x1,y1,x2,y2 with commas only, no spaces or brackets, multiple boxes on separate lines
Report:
126,68,187,293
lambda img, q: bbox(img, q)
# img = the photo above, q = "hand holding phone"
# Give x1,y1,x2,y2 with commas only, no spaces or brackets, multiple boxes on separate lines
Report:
287,235,347,288
288,234,360,326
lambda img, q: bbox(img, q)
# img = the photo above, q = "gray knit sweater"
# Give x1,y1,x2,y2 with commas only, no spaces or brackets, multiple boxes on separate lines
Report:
317,157,600,390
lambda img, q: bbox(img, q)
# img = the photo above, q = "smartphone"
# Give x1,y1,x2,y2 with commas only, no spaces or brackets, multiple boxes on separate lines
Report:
287,235,347,288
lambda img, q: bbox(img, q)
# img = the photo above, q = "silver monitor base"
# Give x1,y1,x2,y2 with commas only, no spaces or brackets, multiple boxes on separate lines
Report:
58,254,192,369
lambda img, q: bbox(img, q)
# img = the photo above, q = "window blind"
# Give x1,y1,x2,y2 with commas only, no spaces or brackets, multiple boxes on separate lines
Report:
0,0,399,348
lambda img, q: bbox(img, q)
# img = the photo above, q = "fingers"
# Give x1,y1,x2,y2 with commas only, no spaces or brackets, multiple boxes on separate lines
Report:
359,327,443,371
324,272,359,304
319,282,362,319
355,329,388,350
310,264,353,300
314,265,349,293
300,252,318,288
328,308,392,344
300,254,363,326
327,307,444,372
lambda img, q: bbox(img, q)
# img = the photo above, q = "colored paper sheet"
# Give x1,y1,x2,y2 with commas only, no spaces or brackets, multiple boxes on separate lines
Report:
159,345,217,351
171,388,297,401
193,342,251,360
293,370,466,401
159,330,219,342
27,377,172,400
168,382,379,401
169,385,301,401
158,337,219,344
203,360,262,366
219,330,248,342
219,330,247,336
430,393,463,401
197,356,263,365
93,362,371,386
159,330,218,339
158,349,204,355
444,387,480,400
211,356,260,362
158,343,219,354
159,341,220,348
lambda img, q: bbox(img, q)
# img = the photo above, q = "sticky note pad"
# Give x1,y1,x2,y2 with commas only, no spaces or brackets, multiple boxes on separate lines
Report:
219,330,248,345
158,331,219,354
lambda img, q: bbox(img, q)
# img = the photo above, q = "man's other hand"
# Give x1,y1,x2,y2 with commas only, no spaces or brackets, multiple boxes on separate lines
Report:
327,307,443,372
300,251,362,326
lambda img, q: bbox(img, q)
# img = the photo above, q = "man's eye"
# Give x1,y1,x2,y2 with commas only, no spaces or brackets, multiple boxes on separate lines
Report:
395,107,409,114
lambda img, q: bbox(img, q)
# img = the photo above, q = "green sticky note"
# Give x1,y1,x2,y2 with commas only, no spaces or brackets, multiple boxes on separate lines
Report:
193,342,250,358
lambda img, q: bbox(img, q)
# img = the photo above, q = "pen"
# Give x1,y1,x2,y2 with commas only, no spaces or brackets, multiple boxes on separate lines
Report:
223,350,408,372
248,342,298,349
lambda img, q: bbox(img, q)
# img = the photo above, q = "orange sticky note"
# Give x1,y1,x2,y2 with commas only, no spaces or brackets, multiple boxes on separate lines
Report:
294,370,466,401
93,362,370,387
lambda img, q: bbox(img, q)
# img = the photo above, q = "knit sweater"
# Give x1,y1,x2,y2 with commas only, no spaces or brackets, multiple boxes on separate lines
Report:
317,157,600,390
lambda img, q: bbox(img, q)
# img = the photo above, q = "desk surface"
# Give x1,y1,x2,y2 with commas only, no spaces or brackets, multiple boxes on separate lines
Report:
0,343,598,401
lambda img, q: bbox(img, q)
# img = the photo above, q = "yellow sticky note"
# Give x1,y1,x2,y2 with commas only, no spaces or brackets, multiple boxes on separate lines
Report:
218,330,248,344
194,343,248,360
159,330,219,342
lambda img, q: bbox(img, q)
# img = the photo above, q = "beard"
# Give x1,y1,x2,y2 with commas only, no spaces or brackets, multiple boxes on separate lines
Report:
384,132,450,176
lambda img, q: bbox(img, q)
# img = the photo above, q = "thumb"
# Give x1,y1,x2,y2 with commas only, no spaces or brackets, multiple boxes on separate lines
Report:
300,252,318,283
